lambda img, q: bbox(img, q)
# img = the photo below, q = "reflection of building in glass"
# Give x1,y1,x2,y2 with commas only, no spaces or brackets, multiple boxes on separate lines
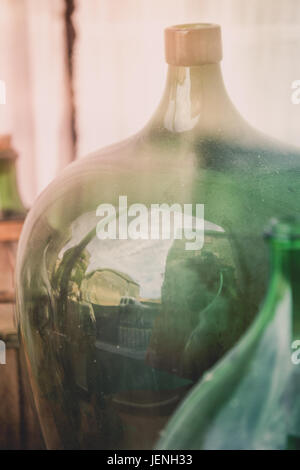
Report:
81,268,140,306
53,248,91,301
80,268,161,357
118,296,160,351
147,234,245,381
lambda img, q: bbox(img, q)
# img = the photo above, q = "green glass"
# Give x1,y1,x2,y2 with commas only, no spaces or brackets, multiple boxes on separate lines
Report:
16,24,300,449
0,144,26,219
157,218,300,450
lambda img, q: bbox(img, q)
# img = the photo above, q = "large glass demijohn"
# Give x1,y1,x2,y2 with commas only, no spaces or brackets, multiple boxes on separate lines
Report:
16,24,300,449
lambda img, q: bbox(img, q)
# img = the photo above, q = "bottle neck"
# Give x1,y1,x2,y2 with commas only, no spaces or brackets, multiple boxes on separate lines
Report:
0,158,26,219
147,63,244,138
268,238,300,339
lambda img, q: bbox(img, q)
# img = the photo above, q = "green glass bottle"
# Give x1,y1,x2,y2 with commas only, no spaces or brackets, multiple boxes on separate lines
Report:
16,24,300,450
0,135,27,312
0,135,26,221
0,134,27,305
157,217,300,450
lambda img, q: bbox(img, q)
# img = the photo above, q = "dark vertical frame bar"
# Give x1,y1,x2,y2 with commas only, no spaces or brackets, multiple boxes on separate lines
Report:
64,0,77,161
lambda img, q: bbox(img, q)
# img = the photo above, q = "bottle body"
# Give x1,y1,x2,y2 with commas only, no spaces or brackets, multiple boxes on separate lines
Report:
157,220,300,450
16,126,300,449
16,25,300,449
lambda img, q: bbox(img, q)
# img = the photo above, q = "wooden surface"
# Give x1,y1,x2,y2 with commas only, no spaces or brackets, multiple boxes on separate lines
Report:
0,344,45,449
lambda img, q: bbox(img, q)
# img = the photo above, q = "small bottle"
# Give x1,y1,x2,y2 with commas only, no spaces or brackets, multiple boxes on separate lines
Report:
0,135,26,229
157,217,300,450
0,134,26,313
0,135,43,450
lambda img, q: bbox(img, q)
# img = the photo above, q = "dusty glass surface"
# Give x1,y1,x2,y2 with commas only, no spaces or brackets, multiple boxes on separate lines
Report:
16,25,300,449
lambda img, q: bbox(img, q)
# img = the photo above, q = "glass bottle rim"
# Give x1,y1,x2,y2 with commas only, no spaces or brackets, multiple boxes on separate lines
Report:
264,217,300,243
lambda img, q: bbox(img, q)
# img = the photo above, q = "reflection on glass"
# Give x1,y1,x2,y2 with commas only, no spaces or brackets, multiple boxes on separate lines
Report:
18,203,256,450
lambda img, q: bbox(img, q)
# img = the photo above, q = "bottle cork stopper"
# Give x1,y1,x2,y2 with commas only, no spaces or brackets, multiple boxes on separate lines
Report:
0,135,11,151
0,135,17,160
164,23,223,66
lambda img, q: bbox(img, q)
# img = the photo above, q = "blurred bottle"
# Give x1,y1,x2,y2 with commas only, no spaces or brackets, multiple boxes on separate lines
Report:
157,217,300,450
0,134,26,333
0,135,43,449
0,135,26,219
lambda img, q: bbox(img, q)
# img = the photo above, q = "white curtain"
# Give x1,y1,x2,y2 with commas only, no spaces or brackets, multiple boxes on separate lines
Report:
1,0,300,205
0,0,73,206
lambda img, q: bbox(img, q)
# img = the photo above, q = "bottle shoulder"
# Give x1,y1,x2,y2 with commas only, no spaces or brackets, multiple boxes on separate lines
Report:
18,126,300,261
